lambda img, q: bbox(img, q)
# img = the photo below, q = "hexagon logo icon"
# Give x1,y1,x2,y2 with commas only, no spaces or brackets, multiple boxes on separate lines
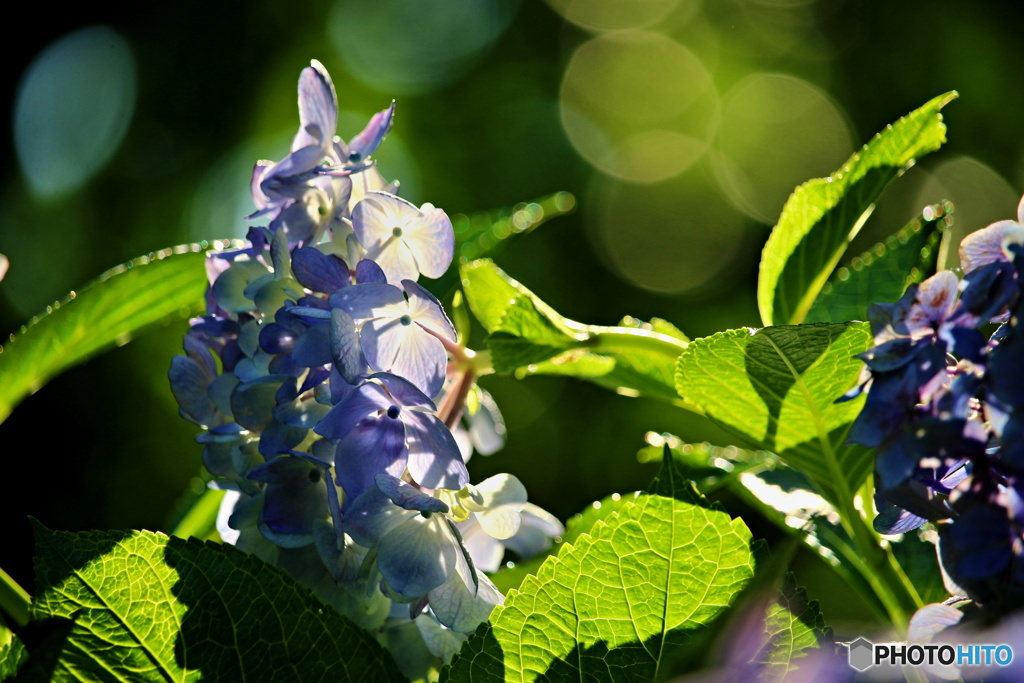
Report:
848,637,874,671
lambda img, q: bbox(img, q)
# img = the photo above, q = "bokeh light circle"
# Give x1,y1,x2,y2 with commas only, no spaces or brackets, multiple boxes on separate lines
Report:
545,0,684,32
14,26,136,198
330,0,519,95
911,156,1018,269
710,73,853,224
590,173,748,294
561,31,717,183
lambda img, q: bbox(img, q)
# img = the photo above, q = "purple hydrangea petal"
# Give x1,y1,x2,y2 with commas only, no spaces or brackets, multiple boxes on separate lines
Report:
347,101,395,163
248,455,329,548
333,417,407,500
403,411,468,490
355,259,387,284
375,474,449,514
373,372,436,410
330,308,365,384
960,220,1020,274
314,380,393,439
329,282,405,320
290,320,333,368
291,247,351,294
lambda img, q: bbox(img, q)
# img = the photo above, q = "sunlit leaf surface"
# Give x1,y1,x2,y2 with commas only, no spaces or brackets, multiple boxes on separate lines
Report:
758,92,956,327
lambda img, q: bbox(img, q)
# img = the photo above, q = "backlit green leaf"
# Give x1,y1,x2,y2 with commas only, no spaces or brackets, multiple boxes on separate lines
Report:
443,454,755,682
0,244,229,424
758,92,956,327
806,201,951,323
674,322,873,506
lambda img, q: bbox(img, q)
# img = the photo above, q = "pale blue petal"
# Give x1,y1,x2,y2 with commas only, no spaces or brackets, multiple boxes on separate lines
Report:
293,60,337,153
428,554,503,633
403,280,457,341
378,515,457,597
402,203,454,279
345,486,416,547
387,324,447,398
329,282,405,321
404,411,468,490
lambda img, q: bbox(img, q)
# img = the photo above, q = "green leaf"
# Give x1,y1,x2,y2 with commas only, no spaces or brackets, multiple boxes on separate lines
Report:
443,456,755,682
30,521,405,682
461,260,688,395
0,631,27,681
756,575,830,680
806,201,952,323
674,322,873,506
490,492,639,594
489,297,579,374
758,92,957,327
454,192,576,260
0,244,225,424
888,532,948,606
521,316,687,401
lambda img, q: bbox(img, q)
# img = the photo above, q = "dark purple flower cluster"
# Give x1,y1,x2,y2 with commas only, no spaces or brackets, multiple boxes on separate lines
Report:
849,200,1024,606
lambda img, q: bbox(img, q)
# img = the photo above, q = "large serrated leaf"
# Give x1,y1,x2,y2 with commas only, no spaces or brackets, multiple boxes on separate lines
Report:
442,453,755,682
806,202,951,323
0,244,224,424
758,92,957,327
490,491,640,594
29,522,405,682
674,322,873,506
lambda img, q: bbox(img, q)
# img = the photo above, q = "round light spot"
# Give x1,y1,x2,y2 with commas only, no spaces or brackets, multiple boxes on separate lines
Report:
590,173,749,294
545,0,685,32
711,74,853,224
14,26,136,198
561,32,717,183
330,0,519,95
912,156,1018,270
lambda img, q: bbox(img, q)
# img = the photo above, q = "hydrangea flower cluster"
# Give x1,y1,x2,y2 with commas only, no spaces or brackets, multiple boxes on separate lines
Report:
848,197,1024,607
169,60,562,672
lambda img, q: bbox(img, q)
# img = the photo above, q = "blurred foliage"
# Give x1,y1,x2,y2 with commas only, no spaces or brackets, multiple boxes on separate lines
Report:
2,2,1023,639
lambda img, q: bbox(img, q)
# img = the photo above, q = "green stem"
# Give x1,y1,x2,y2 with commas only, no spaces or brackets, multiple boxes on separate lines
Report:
0,566,30,628
583,324,689,357
171,487,225,540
